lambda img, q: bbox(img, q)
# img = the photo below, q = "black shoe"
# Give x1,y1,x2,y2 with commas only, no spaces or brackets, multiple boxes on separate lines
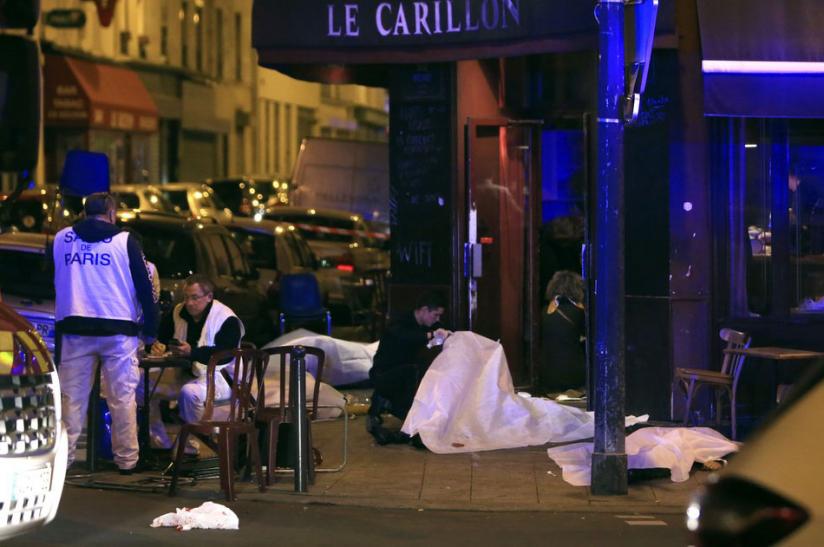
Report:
369,424,393,446
410,434,426,450
365,413,383,434
118,467,135,476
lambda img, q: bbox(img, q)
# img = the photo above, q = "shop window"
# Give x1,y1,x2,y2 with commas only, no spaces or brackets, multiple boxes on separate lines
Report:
731,119,824,316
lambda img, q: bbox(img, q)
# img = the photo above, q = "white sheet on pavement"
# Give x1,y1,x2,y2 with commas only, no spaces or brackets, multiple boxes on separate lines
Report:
547,427,739,486
401,331,648,453
258,339,347,419
151,501,239,531
266,329,377,386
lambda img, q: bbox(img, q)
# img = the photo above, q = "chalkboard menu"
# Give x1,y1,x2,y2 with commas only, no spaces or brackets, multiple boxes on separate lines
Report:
388,64,455,284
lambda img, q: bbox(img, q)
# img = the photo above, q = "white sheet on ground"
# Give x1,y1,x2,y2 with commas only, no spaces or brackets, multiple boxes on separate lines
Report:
401,331,648,453
151,501,239,531
255,349,346,419
547,427,739,486
265,329,377,386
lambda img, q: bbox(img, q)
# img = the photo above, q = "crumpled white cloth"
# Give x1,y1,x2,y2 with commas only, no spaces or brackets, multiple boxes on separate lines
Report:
547,427,740,486
401,331,648,453
151,501,239,531
266,329,378,386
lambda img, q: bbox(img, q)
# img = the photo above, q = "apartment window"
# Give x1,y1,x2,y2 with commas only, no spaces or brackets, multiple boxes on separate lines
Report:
195,5,204,72
273,103,280,175
119,31,131,55
297,107,316,145
180,1,189,68
235,12,242,81
160,26,168,58
216,9,224,79
285,104,292,172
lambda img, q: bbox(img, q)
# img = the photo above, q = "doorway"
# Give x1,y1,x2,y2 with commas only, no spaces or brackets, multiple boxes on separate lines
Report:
465,119,542,385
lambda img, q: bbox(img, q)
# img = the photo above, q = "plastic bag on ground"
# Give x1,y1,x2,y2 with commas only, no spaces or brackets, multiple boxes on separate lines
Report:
151,501,239,531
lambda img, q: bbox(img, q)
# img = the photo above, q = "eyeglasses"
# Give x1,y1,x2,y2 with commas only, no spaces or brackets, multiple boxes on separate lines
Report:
183,293,210,302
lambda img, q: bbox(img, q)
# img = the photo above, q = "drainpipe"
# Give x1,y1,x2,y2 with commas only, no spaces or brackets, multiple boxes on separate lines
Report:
591,0,628,495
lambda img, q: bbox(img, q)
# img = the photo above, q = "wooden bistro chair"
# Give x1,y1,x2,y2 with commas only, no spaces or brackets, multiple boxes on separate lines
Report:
674,328,751,440
257,345,325,486
168,348,267,501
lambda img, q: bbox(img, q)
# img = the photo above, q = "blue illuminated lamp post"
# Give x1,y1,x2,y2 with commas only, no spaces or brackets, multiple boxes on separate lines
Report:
591,0,657,495
591,0,628,496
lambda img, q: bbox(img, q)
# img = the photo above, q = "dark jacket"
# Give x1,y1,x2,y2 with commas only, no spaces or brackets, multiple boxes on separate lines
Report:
370,311,441,379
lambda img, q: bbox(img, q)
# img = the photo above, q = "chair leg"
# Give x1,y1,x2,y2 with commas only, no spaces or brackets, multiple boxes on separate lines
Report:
266,420,281,486
307,418,316,485
714,389,723,426
169,429,189,497
683,379,696,425
218,429,234,502
730,388,737,441
248,429,266,492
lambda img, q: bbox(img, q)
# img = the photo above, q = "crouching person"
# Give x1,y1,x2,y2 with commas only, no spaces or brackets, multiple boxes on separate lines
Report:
144,274,244,454
367,291,450,447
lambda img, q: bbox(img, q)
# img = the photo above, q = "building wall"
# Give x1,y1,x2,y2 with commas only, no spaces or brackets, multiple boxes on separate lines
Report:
38,0,388,184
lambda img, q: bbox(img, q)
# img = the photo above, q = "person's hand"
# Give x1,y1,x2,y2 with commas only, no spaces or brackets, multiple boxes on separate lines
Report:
150,341,166,356
433,328,451,341
170,340,192,357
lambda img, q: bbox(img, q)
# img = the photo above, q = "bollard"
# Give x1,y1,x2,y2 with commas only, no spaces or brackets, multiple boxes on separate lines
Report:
290,346,310,492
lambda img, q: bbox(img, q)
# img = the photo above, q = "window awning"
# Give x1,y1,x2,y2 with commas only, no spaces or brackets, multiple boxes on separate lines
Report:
44,54,159,132
699,0,824,118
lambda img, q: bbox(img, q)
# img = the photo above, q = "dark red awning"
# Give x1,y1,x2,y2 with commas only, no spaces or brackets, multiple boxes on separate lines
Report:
44,54,158,132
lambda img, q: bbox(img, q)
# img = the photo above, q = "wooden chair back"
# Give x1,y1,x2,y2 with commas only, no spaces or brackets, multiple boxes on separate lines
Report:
202,348,266,423
260,345,326,420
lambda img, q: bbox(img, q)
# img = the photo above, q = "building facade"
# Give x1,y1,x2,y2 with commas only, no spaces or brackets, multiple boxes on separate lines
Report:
36,0,387,186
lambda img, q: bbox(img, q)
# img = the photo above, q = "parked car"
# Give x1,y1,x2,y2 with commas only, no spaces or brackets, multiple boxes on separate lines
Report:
0,301,67,541
155,182,233,223
0,188,80,234
116,210,274,346
0,232,56,354
110,183,182,215
687,364,824,546
205,176,289,217
262,206,389,273
225,216,370,322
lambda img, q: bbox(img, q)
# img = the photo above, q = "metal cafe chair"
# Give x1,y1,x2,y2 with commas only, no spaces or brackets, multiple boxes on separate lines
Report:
257,345,348,486
278,273,332,335
168,348,267,501
673,328,751,440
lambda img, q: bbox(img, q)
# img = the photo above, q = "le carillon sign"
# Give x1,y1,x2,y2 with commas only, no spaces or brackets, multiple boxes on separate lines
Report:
252,0,598,64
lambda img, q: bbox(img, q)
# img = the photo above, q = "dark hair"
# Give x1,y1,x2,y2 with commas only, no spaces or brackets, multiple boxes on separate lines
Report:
83,192,116,216
184,273,215,295
545,271,584,304
415,290,447,311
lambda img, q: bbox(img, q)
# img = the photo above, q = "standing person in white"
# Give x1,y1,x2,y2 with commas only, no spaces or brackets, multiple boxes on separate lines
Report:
148,274,244,451
54,193,158,474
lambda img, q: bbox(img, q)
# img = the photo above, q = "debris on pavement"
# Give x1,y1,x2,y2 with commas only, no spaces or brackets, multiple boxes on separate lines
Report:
151,501,239,531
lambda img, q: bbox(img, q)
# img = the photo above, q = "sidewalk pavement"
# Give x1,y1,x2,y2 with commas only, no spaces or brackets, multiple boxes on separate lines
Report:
151,413,709,516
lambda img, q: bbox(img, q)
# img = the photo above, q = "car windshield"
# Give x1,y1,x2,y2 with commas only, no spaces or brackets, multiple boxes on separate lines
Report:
265,213,356,244
124,223,197,278
163,190,190,212
232,229,277,270
143,189,179,214
0,250,54,300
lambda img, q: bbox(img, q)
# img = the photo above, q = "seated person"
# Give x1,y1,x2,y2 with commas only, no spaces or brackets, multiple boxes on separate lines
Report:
539,271,586,395
367,291,451,446
143,274,244,452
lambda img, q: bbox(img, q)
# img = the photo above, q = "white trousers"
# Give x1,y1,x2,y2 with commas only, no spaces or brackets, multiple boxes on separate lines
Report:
136,367,232,448
59,334,140,470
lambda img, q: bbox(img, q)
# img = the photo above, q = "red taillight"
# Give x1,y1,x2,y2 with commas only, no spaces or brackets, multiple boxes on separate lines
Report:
336,264,355,273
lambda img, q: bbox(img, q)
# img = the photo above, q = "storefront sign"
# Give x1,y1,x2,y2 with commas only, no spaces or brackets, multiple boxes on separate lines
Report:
44,9,87,29
253,0,598,64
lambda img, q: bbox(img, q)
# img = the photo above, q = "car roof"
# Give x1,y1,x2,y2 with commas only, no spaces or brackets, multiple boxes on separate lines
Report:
0,231,50,252
226,216,297,236
264,206,363,222
116,210,220,230
110,183,164,192
158,182,211,191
